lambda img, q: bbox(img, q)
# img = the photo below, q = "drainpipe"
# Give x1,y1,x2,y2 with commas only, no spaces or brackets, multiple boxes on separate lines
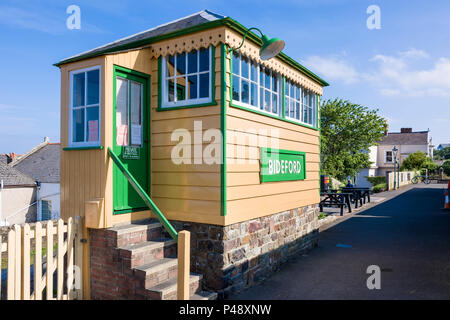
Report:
36,181,41,222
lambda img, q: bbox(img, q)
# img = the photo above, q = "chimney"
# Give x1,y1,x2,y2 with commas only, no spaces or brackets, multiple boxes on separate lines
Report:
400,128,412,133
7,152,16,164
384,119,389,135
44,137,49,143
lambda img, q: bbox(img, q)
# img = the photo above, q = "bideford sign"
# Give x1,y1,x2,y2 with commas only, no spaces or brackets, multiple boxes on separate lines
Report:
260,148,306,182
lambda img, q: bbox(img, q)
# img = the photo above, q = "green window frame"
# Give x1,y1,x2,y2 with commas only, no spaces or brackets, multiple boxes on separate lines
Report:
229,53,319,131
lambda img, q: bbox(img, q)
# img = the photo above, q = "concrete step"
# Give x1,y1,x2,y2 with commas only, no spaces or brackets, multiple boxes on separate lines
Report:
146,274,202,300
191,291,218,300
119,238,177,268
134,257,178,288
107,219,162,247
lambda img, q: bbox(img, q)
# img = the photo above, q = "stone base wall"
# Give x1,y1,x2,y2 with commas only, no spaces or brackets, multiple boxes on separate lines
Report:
169,204,320,299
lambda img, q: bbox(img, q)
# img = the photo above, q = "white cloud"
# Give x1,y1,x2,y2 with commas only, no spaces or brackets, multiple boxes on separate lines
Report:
305,49,450,97
301,55,359,84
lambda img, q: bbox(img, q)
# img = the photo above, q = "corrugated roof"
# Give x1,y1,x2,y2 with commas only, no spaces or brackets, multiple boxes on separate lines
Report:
12,144,60,183
0,162,35,186
379,131,429,145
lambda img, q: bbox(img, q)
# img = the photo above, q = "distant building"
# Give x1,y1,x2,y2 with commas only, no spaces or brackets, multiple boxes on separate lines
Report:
0,137,60,225
356,128,433,187
0,155,36,225
11,137,60,221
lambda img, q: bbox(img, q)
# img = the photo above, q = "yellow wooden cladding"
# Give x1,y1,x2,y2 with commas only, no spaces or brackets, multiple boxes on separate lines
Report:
58,28,323,227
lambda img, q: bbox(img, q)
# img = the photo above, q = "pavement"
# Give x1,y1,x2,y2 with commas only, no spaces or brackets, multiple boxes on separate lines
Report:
231,184,450,300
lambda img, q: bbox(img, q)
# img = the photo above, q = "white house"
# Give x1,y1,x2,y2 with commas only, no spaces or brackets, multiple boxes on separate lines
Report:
356,128,433,187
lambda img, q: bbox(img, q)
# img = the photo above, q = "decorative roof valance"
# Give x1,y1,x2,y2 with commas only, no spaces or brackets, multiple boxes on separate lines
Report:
149,26,323,95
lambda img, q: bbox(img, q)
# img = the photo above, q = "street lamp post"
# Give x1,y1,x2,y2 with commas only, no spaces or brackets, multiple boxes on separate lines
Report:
392,146,398,190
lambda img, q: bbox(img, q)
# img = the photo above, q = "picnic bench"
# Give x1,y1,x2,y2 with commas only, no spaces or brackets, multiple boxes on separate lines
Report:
340,187,371,208
319,192,353,216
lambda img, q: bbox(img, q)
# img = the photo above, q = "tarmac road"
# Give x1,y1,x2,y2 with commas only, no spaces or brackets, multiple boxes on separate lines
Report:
232,184,450,300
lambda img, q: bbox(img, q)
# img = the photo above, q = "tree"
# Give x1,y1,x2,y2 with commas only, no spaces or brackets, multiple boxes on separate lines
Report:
400,151,436,171
443,160,450,176
320,98,387,181
434,147,450,160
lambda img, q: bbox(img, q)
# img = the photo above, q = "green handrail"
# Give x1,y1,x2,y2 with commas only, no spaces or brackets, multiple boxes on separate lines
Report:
107,147,178,241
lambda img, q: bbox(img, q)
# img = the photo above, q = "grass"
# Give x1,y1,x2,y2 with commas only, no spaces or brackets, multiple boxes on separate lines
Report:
1,243,57,270
318,212,327,220
372,183,387,193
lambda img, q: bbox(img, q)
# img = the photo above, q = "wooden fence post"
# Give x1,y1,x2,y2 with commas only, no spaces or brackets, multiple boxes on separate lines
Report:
21,224,31,300
74,216,84,300
177,230,190,300
7,228,15,299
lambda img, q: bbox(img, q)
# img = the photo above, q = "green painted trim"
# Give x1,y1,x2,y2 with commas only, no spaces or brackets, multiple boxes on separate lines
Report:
54,17,328,87
220,43,227,216
63,146,104,151
112,65,152,214
282,77,286,118
157,46,216,110
108,147,178,241
318,95,322,196
229,101,319,131
157,101,217,111
113,207,149,215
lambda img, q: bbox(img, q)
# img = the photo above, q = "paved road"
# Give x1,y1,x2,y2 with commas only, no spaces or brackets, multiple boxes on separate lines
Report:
232,185,450,300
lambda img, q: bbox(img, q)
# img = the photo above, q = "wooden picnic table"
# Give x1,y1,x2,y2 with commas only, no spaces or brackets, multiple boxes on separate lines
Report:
319,192,353,216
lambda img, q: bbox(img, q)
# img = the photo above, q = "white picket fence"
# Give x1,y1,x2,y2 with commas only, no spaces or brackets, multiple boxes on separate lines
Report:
0,217,83,300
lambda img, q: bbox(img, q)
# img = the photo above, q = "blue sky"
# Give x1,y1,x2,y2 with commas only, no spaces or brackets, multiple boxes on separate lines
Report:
0,0,449,154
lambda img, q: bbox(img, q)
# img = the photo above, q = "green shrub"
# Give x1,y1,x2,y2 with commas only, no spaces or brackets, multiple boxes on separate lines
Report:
372,183,387,193
366,176,386,186
443,160,450,176
318,212,327,220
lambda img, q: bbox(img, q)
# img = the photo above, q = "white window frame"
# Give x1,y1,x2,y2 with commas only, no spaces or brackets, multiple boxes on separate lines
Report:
285,80,317,127
231,51,282,117
161,47,212,108
68,65,101,147
385,150,393,163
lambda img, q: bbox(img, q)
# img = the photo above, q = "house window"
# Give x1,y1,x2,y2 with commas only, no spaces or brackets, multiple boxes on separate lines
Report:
385,151,393,163
41,200,52,221
161,46,212,108
69,66,101,146
116,77,143,146
232,51,281,116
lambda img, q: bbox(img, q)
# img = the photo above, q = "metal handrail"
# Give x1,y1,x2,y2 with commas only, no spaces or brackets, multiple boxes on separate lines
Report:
107,147,178,241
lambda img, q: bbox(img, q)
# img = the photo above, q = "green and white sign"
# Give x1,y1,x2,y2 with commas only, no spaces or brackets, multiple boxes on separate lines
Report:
122,146,140,160
260,148,306,182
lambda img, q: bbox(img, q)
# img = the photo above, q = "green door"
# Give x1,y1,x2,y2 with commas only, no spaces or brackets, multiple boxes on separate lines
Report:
113,67,150,214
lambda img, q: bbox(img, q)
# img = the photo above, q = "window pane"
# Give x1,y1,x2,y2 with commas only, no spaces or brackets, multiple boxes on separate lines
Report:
73,108,84,142
188,75,198,99
296,86,300,100
130,82,142,146
166,55,175,77
199,73,209,98
87,69,99,105
232,51,240,75
264,90,270,112
250,83,257,106
188,50,198,74
241,80,249,104
264,69,271,89
176,77,186,100
232,75,240,101
116,78,128,125
116,78,128,146
295,102,300,120
272,75,278,92
73,72,85,107
260,88,264,110
167,79,175,102
86,106,99,142
199,47,209,72
176,53,186,75
241,56,249,79
260,67,264,86
272,93,278,114
285,98,289,117
290,100,295,118
308,106,312,124
285,81,289,96
251,62,257,82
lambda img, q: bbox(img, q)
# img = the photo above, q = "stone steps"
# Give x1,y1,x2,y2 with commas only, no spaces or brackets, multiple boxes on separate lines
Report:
118,238,177,268
146,274,202,300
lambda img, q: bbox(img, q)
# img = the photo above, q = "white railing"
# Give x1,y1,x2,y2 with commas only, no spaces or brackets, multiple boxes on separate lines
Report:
0,217,83,300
